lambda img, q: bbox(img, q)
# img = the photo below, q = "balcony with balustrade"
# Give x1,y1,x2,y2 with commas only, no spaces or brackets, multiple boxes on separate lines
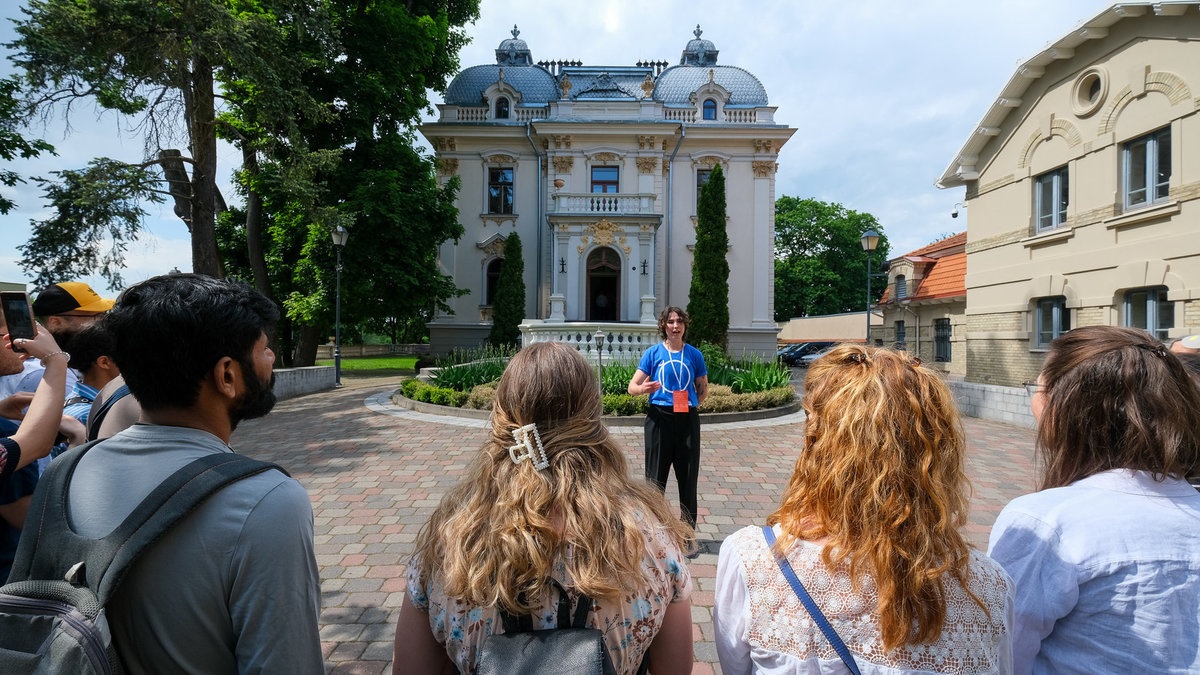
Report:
549,192,657,217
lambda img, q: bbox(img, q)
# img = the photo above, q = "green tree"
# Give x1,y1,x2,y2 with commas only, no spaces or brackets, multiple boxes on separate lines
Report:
0,77,53,215
488,233,525,349
9,0,330,278
687,163,730,349
773,196,890,320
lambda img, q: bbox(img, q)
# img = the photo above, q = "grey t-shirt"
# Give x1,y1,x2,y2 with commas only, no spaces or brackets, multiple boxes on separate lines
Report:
68,424,323,674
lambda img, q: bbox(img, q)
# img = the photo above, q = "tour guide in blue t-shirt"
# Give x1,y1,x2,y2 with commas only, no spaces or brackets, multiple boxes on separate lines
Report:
628,306,708,535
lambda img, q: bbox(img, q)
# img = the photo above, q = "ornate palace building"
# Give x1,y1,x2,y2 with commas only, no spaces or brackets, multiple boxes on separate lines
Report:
421,26,795,358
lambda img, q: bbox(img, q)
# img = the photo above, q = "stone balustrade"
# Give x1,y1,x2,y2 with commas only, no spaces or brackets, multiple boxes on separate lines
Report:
520,321,659,363
550,192,657,215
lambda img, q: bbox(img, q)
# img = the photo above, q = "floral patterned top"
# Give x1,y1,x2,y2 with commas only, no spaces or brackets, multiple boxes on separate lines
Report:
406,513,692,674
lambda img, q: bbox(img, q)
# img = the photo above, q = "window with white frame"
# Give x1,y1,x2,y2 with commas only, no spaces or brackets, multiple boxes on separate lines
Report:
1124,286,1173,340
702,98,717,120
1123,127,1170,210
590,166,618,193
488,167,513,214
1035,297,1070,347
1035,166,1069,232
494,97,510,119
485,258,503,305
697,168,712,203
934,318,951,362
894,320,906,349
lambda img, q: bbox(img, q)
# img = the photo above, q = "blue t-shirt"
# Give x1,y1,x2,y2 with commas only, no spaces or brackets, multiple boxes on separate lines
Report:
637,343,707,408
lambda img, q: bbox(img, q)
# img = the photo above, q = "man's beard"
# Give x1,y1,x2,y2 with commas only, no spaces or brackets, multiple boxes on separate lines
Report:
229,365,276,430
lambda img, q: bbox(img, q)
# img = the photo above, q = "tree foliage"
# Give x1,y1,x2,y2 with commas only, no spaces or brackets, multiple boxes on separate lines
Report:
488,233,525,349
687,163,730,349
773,196,890,320
0,77,54,215
9,0,331,278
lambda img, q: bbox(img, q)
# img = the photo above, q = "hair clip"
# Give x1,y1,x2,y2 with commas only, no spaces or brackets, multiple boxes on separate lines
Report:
910,356,922,367
1136,343,1168,358
846,352,867,364
508,422,549,471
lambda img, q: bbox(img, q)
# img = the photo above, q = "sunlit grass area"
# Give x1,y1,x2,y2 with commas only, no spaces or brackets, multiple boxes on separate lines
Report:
314,356,419,371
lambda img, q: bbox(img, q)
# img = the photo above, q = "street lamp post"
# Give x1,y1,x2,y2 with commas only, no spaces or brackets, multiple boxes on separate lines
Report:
595,329,606,395
331,226,350,387
860,229,880,342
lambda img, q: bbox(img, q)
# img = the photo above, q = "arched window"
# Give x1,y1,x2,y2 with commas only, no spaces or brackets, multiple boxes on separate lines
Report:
702,98,717,120
486,258,503,305
495,97,510,119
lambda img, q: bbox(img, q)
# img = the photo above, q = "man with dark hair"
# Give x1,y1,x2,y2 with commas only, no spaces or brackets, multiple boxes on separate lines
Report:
59,273,323,673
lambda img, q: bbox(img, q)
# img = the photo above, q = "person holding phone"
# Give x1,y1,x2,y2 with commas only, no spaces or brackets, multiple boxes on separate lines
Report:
628,306,708,546
0,321,70,487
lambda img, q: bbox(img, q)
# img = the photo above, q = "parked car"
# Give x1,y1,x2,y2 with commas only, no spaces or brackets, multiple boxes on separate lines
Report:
776,343,807,361
798,344,836,367
779,341,834,367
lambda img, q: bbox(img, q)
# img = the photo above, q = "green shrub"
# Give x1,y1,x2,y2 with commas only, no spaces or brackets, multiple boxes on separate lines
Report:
432,344,514,391
423,386,468,407
600,363,639,396
466,384,496,410
729,358,792,393
401,378,431,399
603,393,649,416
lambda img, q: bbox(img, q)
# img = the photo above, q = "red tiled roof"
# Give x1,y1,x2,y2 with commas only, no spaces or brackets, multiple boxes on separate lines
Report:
877,232,967,304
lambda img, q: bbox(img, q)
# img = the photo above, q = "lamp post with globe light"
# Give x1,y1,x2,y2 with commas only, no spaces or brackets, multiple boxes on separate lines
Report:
860,229,880,340
331,226,350,386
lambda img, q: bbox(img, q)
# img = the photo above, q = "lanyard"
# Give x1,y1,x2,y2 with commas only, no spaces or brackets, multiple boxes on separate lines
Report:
665,347,685,390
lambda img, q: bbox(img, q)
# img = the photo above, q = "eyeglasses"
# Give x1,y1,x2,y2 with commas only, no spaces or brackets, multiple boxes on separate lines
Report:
1021,381,1042,396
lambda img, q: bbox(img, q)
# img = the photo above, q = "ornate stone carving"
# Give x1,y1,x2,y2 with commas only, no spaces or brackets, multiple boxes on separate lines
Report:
695,155,725,169
557,223,569,232
436,157,458,176
480,238,506,258
752,160,777,178
636,157,658,174
638,135,656,150
553,135,572,149
553,156,574,173
593,152,618,162
433,137,457,152
488,154,516,164
560,74,572,98
586,219,631,255
641,75,655,98
754,139,774,154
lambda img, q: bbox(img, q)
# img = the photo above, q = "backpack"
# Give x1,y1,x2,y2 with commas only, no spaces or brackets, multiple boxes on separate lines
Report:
473,580,618,675
85,384,131,442
0,441,285,674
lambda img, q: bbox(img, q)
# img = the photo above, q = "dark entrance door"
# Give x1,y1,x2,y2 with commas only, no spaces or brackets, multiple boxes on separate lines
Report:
587,247,620,321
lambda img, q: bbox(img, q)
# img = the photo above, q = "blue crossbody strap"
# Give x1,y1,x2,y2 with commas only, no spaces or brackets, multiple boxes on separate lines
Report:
762,526,862,675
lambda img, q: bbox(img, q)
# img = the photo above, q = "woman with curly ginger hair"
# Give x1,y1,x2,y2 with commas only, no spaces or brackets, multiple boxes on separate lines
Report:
989,326,1200,673
714,345,1013,674
393,341,695,674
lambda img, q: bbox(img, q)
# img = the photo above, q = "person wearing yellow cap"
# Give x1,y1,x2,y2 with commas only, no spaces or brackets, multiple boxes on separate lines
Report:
1170,334,1200,355
32,282,115,348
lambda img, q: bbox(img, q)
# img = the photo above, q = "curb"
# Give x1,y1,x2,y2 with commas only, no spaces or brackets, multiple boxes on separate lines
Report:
389,391,803,426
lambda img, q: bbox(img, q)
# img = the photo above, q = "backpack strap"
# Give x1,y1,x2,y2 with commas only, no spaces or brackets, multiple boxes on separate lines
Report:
497,579,593,633
86,384,130,442
11,440,286,605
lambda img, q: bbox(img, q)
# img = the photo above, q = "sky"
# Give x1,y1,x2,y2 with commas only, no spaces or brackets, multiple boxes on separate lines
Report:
0,0,1118,295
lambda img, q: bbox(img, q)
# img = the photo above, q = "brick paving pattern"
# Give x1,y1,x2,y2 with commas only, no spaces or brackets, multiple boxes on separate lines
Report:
232,375,1036,674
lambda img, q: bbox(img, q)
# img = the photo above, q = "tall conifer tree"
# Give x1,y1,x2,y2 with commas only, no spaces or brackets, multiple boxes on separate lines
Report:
488,232,525,348
687,163,730,349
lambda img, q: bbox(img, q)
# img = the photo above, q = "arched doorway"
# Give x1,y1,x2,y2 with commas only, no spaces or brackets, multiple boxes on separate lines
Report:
586,247,620,321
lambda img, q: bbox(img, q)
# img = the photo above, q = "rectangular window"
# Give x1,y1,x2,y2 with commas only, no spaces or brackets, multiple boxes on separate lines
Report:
895,275,907,300
488,167,513,214
1123,127,1170,210
1036,297,1070,347
894,320,906,350
1035,166,1069,232
591,166,618,193
1124,286,1173,340
697,168,712,203
934,318,951,362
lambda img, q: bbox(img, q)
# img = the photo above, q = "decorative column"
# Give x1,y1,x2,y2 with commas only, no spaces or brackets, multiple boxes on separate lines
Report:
548,223,568,322
751,160,778,327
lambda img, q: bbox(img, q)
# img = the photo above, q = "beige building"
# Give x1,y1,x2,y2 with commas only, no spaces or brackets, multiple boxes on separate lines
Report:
872,233,967,377
938,2,1200,386
420,26,795,358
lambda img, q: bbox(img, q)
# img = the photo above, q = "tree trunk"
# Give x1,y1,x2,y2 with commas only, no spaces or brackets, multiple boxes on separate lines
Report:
189,54,223,278
293,324,322,367
240,145,287,368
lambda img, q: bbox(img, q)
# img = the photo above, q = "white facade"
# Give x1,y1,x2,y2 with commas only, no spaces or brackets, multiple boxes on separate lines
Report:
420,26,795,357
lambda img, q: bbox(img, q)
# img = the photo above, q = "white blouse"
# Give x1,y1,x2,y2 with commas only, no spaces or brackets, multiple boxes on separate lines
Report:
988,469,1200,674
715,524,1014,675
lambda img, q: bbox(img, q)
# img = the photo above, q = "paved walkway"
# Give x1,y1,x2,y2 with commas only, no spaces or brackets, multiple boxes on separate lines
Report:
232,375,1037,674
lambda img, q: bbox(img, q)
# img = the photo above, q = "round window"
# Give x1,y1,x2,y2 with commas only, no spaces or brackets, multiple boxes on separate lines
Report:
1071,67,1107,117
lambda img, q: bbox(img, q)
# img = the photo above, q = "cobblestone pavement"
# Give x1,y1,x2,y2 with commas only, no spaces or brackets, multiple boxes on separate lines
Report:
232,375,1037,674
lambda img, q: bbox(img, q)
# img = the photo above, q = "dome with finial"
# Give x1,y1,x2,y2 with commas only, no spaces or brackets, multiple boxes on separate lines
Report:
445,27,558,107
681,24,718,66
654,26,767,106
496,25,532,66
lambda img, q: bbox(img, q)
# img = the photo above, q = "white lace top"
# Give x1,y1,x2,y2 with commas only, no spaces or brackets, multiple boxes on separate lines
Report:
714,525,1014,675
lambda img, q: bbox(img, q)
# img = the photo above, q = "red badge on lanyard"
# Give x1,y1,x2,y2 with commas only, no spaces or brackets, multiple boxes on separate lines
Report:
673,389,689,413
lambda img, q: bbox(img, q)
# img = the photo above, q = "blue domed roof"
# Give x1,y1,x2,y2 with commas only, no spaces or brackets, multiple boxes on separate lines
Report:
495,25,533,67
445,65,559,106
653,65,768,106
680,25,718,67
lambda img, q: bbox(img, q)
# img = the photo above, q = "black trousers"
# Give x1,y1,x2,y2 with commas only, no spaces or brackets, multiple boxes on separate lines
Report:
644,404,700,528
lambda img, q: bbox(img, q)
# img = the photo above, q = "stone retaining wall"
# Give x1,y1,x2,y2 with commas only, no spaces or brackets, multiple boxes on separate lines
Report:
273,366,336,400
945,380,1035,429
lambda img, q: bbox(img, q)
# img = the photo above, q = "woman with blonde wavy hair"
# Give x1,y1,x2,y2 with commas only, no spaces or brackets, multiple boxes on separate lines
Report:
714,345,1013,674
393,341,695,674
